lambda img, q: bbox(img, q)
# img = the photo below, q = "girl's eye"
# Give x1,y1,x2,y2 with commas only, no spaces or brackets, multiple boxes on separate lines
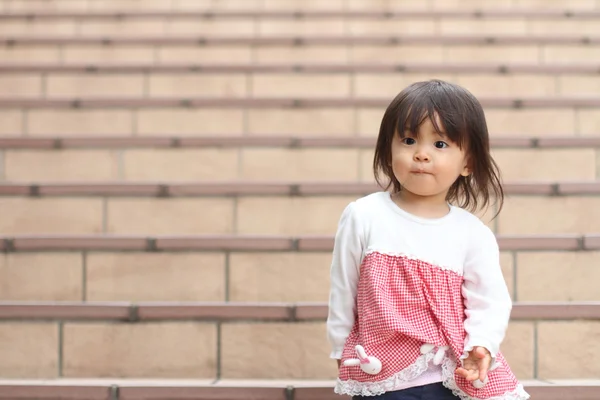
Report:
434,141,449,149
402,138,416,145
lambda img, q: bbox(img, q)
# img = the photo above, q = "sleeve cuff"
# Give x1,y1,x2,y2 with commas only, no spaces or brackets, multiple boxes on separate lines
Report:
463,338,498,358
330,349,343,359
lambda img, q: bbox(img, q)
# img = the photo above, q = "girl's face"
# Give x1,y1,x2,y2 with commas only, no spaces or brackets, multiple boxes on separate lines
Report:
391,115,470,200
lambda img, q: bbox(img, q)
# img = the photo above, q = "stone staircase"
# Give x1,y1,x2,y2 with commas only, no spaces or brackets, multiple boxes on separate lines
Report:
0,0,599,399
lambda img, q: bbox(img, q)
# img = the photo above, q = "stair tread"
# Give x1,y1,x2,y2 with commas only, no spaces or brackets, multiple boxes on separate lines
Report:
0,233,596,251
1,10,599,19
1,377,599,386
1,62,599,74
1,34,599,45
1,181,600,197
0,378,598,400
0,301,598,321
0,96,599,109
2,136,599,148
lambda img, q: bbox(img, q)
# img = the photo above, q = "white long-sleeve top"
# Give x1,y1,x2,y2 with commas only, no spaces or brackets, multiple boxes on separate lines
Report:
327,192,512,390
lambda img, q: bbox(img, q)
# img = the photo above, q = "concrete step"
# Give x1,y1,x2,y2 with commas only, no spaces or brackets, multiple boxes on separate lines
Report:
1,10,600,37
4,9,600,18
0,97,598,137
2,61,600,74
0,0,598,12
0,233,598,303
0,379,599,400
0,301,598,381
1,35,600,65
0,137,597,181
5,64,600,98
1,182,600,235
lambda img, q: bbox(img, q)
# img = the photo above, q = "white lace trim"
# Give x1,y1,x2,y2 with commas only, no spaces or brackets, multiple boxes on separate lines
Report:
334,352,435,396
440,356,530,400
334,353,530,399
364,248,463,276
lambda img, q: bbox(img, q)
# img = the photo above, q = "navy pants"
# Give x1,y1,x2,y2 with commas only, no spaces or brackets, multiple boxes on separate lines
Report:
352,383,457,400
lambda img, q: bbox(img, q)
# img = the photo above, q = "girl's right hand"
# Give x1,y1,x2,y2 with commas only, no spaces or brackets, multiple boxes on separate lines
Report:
457,346,492,383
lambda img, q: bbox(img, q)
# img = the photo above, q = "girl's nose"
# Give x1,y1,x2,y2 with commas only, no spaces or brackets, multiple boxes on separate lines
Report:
413,149,430,162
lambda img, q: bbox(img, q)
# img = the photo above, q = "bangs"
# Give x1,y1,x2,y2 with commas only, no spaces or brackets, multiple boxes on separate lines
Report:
395,81,470,148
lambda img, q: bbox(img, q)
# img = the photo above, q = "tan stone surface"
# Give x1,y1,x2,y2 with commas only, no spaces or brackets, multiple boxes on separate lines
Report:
538,321,600,379
28,110,133,136
236,196,355,235
258,20,345,35
173,0,262,9
0,253,82,301
5,150,119,181
63,322,217,378
86,252,225,301
516,252,600,301
123,149,239,181
533,20,600,35
63,46,155,63
165,20,254,35
137,109,244,136
515,0,594,7
578,110,600,136
351,45,445,63
46,75,145,97
252,74,350,98
349,0,430,9
4,0,87,10
498,196,600,234
0,76,42,97
443,45,540,63
157,47,252,63
241,148,359,181
440,19,528,35
500,252,514,299
0,110,23,136
357,109,384,137
221,322,337,379
149,74,248,97
0,47,60,63
456,75,556,97
431,0,513,7
247,109,354,136
0,198,103,234
87,0,173,10
560,76,600,96
543,45,600,63
354,73,456,98
348,20,437,35
78,20,166,35
492,149,596,181
107,198,234,235
501,322,535,380
256,46,349,63
485,109,575,136
358,149,378,182
0,323,58,378
263,0,344,9
229,252,331,302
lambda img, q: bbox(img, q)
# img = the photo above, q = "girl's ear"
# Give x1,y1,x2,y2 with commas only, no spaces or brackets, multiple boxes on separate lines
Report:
460,158,471,177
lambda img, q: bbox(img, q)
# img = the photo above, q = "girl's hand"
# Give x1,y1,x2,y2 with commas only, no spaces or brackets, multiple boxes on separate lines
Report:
456,346,491,382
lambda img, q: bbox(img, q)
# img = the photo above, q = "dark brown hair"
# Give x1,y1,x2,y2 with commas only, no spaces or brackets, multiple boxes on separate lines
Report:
373,79,504,216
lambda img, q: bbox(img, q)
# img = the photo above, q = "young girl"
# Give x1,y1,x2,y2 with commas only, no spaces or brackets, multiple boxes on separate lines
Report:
327,80,529,400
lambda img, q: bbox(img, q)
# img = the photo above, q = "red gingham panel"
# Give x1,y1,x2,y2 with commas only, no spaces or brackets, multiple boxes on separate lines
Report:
338,252,522,399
